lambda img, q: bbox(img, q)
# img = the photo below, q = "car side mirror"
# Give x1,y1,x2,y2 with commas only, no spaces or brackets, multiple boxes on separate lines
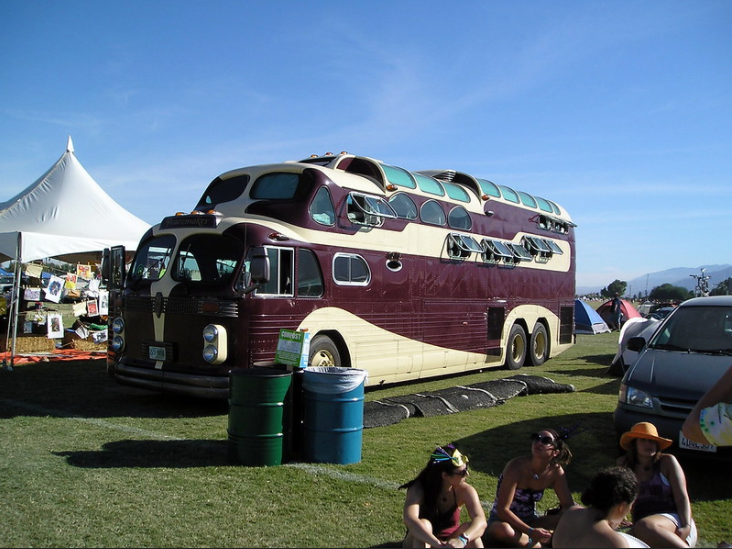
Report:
627,336,646,352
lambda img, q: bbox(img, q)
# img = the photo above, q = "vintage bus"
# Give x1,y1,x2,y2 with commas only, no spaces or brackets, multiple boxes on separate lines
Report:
105,152,576,399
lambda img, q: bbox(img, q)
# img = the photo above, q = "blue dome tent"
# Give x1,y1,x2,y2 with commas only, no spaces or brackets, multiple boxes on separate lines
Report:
574,299,611,335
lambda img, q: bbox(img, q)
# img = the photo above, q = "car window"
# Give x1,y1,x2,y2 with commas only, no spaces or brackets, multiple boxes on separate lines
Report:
653,306,732,351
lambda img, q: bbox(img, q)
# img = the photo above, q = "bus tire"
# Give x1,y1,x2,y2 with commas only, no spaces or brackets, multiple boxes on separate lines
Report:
506,324,527,370
309,335,342,367
528,323,548,366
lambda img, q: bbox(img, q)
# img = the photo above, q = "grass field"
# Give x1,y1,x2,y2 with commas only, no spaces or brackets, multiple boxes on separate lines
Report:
1,332,730,547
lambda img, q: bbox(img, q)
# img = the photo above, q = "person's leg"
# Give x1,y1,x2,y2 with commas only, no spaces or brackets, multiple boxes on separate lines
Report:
631,515,689,548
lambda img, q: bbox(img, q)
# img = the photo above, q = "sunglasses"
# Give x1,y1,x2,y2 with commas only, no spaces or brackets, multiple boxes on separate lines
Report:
530,433,556,446
451,467,469,477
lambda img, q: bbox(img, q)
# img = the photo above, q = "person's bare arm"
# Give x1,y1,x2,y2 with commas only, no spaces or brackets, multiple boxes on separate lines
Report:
682,363,732,444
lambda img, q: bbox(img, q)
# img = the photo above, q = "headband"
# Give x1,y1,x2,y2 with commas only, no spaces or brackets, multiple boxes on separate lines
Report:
430,445,468,467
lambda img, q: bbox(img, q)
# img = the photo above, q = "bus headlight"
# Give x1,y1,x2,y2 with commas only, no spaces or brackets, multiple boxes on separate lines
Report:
202,324,227,364
202,345,218,363
112,317,125,334
202,324,218,343
110,336,125,352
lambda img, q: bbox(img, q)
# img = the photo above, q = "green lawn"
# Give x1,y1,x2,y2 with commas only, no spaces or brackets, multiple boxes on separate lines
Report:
0,332,730,547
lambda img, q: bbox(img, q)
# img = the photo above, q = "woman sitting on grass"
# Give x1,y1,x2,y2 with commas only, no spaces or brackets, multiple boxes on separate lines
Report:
400,444,486,548
616,422,697,548
553,466,648,548
485,427,576,548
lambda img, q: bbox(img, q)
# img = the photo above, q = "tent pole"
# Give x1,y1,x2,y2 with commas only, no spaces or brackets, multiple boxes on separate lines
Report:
5,233,22,370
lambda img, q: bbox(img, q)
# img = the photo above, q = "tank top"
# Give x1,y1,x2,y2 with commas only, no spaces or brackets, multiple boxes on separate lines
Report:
632,461,677,522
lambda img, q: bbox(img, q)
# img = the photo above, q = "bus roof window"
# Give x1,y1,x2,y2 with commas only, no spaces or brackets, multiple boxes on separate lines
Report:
498,185,520,204
477,178,501,198
414,173,445,196
442,181,471,203
381,164,417,189
534,196,554,213
251,172,304,200
197,174,250,207
517,191,538,208
547,199,562,215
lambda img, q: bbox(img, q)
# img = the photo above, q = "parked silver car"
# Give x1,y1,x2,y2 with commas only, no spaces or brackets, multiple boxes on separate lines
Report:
613,296,732,459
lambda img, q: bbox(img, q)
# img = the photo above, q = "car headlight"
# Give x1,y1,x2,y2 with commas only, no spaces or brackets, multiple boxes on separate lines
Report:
619,383,653,408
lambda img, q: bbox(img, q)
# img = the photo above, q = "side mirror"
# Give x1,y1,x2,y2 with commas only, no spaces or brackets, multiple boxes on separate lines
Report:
249,247,270,284
239,247,270,295
626,336,646,352
101,248,111,283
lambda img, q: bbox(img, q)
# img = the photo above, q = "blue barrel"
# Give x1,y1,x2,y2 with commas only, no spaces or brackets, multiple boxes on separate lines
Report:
302,367,368,464
228,367,292,467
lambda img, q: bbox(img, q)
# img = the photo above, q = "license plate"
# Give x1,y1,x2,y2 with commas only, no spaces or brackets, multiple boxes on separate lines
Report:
679,431,717,453
148,346,167,361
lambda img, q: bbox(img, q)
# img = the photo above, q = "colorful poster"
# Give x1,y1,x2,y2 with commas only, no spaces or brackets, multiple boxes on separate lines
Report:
44,276,64,303
47,314,63,338
77,264,92,280
86,299,99,317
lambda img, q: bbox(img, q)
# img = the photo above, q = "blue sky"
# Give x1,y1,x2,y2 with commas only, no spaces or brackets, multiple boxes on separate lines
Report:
1,1,730,289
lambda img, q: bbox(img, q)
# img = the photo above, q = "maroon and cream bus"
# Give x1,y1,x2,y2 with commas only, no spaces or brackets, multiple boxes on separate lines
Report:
105,152,576,399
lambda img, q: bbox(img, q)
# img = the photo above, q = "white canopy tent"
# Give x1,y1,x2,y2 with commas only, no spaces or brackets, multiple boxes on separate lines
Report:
1,136,150,366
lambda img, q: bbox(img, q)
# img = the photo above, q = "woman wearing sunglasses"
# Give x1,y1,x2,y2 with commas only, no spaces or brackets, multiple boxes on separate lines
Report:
485,428,575,547
400,444,487,547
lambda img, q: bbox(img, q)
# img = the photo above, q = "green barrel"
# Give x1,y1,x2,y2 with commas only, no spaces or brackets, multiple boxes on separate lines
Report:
227,367,293,467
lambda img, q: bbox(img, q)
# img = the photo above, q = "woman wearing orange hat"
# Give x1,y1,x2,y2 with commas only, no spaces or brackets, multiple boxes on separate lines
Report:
616,422,697,548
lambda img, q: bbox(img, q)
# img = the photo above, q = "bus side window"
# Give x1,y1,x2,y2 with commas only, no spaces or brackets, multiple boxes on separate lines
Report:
259,247,294,296
297,249,324,297
309,187,335,226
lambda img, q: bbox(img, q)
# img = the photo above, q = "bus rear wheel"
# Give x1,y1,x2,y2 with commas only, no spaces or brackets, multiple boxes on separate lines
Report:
309,335,342,367
506,324,527,370
528,323,548,366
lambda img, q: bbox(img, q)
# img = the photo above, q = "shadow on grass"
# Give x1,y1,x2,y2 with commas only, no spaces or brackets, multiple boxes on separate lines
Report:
454,413,730,504
54,439,231,468
0,359,228,420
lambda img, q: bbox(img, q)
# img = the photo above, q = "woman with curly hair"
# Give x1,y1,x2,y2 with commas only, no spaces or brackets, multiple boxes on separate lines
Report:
485,428,575,548
400,444,486,548
553,466,648,548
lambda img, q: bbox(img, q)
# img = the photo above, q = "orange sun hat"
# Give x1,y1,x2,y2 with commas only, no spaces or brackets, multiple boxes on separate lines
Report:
620,422,673,451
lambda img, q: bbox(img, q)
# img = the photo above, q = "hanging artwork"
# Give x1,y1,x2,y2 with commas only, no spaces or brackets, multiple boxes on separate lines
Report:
24,287,41,301
47,313,64,338
86,299,99,317
44,275,64,303
77,264,92,280
65,273,77,290
72,301,87,317
98,290,109,315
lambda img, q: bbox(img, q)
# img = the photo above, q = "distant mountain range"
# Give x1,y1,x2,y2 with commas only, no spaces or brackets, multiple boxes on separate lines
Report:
577,264,732,296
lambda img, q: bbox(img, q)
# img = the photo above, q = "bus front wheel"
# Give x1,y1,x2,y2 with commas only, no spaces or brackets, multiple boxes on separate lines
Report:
309,335,342,367
528,323,548,366
506,324,527,370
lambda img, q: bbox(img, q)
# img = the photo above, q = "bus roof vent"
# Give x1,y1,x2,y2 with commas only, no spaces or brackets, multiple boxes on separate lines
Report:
427,170,457,182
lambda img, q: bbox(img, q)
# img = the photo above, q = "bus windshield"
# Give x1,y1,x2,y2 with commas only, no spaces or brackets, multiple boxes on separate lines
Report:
171,234,244,283
129,235,175,281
